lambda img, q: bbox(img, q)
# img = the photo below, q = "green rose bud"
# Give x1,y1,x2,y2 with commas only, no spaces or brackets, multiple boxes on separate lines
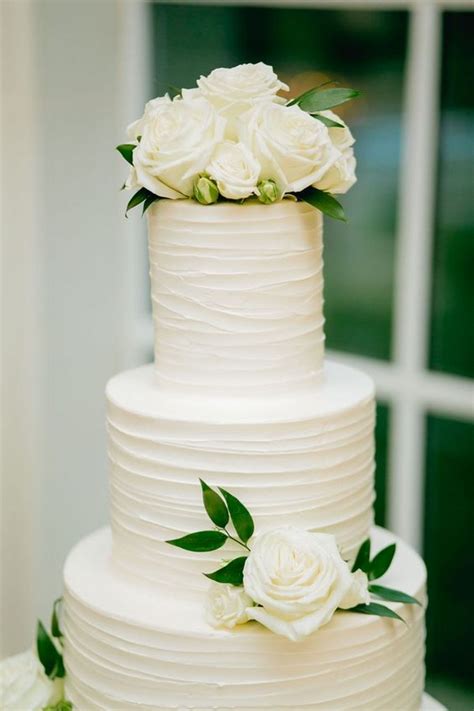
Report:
257,179,281,205
193,175,219,205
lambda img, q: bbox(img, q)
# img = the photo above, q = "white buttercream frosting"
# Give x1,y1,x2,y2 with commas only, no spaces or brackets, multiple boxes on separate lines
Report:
147,200,324,394
63,526,426,710
106,361,375,588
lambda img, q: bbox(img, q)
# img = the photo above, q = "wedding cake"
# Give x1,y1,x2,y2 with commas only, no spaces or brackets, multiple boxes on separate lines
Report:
58,64,433,710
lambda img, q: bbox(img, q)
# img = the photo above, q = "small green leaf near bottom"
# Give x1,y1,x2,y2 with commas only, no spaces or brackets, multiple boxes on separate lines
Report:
346,602,406,624
166,530,227,552
299,187,347,222
36,620,65,679
369,584,421,606
204,556,247,586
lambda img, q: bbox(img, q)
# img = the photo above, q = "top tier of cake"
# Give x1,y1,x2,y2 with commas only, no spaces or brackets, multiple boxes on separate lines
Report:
148,200,324,395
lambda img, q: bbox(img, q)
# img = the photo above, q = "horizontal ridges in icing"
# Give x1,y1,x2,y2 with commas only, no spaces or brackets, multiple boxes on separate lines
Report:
148,200,324,394
63,526,426,710
106,362,375,589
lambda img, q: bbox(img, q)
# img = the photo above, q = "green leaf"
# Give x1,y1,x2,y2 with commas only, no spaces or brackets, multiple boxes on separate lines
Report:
352,539,371,573
312,113,345,128
287,80,335,107
36,620,65,679
298,87,360,113
204,556,247,586
166,530,227,552
51,598,63,638
299,187,347,222
369,584,421,606
219,488,254,544
369,543,396,580
200,480,229,528
142,193,159,215
347,602,406,624
116,143,136,165
125,187,149,216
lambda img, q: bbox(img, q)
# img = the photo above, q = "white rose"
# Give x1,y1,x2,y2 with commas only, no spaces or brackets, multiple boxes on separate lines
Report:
206,141,260,200
132,96,226,199
339,569,371,609
239,103,340,196
206,584,253,630
320,109,355,151
243,527,353,641
0,649,63,710
313,110,357,194
126,94,172,141
197,62,288,121
314,148,357,194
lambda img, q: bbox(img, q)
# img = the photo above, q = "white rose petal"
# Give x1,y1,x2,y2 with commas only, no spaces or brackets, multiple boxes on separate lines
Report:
127,94,172,141
197,62,288,124
132,96,226,199
243,527,353,642
124,166,139,191
239,103,340,196
206,584,254,629
320,109,355,151
339,569,371,609
314,147,357,194
313,110,357,194
207,141,261,200
0,649,63,711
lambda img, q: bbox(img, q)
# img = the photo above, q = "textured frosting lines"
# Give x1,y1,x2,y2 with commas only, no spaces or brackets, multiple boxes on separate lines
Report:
106,367,375,590
148,200,324,394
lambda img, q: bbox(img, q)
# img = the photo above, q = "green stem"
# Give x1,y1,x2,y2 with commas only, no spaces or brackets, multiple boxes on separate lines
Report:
223,529,250,552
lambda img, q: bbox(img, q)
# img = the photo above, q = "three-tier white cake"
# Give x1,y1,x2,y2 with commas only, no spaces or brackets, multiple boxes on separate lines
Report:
62,200,428,709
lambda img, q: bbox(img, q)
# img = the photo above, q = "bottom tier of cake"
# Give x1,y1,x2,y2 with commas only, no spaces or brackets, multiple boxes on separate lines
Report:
63,526,428,710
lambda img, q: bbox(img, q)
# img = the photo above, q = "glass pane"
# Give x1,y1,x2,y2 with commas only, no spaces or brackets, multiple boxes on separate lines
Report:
374,403,389,527
150,4,409,360
423,415,474,704
429,11,474,378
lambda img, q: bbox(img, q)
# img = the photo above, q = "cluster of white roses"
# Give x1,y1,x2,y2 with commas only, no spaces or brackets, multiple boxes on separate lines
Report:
125,62,356,204
206,526,369,642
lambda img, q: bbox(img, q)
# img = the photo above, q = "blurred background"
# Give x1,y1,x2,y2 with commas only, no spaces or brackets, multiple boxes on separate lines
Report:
1,0,473,708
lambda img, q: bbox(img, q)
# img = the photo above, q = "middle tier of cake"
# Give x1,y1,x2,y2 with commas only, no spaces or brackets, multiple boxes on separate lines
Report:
107,360,375,589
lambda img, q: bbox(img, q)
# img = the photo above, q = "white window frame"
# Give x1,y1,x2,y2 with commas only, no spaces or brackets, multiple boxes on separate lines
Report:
126,0,474,553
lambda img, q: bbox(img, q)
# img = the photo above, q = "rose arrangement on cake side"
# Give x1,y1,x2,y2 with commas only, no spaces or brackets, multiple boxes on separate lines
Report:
167,481,421,642
117,62,359,221
0,600,72,711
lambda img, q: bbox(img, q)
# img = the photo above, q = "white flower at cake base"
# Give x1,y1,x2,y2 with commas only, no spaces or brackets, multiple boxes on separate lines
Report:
132,96,226,199
206,584,254,630
239,103,340,196
206,141,261,200
339,569,370,609
313,110,357,194
197,62,288,121
0,649,63,710
242,527,357,642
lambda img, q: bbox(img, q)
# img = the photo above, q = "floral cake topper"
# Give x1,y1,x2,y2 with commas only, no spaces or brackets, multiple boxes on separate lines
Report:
117,62,359,221
167,480,421,642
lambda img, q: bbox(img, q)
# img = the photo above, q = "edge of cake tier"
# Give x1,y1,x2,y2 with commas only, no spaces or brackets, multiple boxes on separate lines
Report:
106,360,376,586
63,526,426,711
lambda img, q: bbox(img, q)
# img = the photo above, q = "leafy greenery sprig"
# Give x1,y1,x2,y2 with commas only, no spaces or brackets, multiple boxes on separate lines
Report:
166,480,254,586
347,538,421,623
36,598,65,681
166,481,421,627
